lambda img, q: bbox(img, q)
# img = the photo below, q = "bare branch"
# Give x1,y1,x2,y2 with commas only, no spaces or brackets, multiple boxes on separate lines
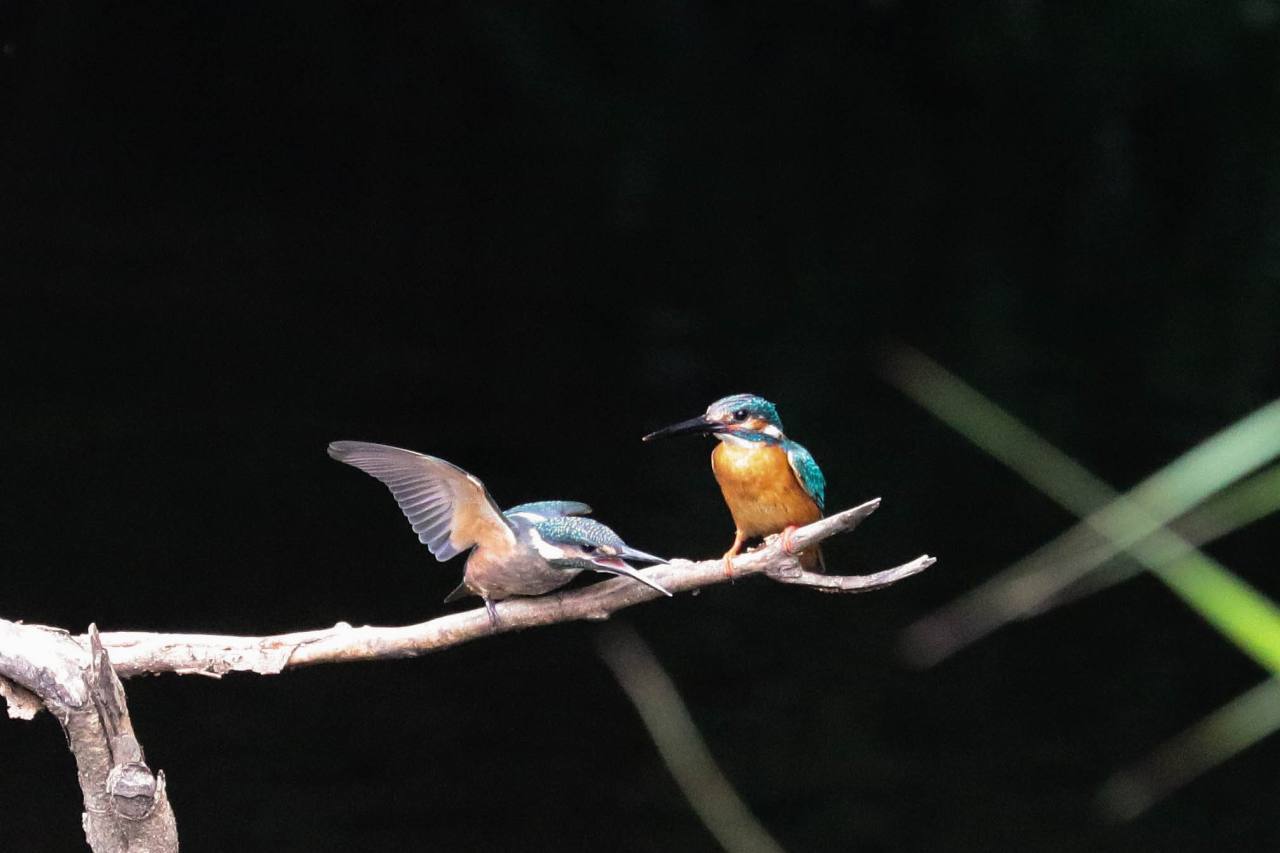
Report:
2,498,930,850
84,499,933,679
0,621,179,853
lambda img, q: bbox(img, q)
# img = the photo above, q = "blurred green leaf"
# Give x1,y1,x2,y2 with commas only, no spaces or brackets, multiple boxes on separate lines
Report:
885,346,1280,673
597,624,788,853
1050,465,1280,609
1098,678,1280,820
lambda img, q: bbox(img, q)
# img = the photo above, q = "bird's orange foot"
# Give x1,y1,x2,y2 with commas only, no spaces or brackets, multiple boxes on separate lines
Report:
779,525,800,557
722,530,746,581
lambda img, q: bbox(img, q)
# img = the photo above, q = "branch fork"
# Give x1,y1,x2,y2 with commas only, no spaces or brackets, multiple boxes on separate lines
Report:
0,622,178,852
1,497,933,851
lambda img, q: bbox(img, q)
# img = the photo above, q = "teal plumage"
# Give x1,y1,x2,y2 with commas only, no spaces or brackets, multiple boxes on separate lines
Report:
505,500,593,520
709,393,783,429
531,515,624,549
785,442,826,511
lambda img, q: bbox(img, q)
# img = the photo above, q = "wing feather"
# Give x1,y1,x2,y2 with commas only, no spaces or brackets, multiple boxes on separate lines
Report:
328,441,515,561
785,441,827,512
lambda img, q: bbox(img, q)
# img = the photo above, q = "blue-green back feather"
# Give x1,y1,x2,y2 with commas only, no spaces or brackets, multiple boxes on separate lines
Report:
785,440,826,511
505,500,593,520
532,515,625,549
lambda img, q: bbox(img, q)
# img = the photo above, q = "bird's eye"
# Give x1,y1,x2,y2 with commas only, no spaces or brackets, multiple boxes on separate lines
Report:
582,545,596,554
733,409,748,421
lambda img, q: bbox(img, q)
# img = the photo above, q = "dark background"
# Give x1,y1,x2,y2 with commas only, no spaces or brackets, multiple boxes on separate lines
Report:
3,2,1279,851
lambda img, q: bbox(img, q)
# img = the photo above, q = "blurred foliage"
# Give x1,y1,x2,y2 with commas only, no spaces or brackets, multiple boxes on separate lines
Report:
886,345,1280,813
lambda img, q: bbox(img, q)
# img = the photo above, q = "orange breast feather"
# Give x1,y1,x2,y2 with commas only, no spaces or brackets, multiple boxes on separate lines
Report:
711,441,821,538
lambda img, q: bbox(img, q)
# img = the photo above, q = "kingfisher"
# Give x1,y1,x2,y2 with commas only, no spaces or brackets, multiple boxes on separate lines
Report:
642,394,827,576
328,441,671,625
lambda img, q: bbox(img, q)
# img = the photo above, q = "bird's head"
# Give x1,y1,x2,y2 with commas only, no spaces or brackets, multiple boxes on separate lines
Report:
532,516,664,570
642,393,784,443
527,516,671,596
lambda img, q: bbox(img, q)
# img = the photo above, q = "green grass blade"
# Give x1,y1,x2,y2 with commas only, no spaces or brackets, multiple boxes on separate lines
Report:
882,347,1114,516
597,624,789,853
1098,678,1280,820
885,346,1280,673
1156,554,1280,671
1042,464,1280,610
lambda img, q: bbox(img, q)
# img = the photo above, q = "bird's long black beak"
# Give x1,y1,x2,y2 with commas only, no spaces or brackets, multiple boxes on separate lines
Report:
589,556,674,597
614,545,667,565
642,414,723,442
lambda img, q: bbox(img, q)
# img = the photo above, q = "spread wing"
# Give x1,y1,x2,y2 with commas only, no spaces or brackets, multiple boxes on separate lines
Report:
504,500,593,521
328,441,515,561
785,441,826,512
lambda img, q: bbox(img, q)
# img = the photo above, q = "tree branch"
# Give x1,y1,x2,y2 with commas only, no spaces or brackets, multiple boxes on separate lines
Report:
0,622,179,853
1,498,930,851
84,498,934,679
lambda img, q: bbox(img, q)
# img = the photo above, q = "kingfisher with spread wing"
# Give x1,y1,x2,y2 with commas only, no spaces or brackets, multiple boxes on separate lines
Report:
328,441,671,625
643,394,827,576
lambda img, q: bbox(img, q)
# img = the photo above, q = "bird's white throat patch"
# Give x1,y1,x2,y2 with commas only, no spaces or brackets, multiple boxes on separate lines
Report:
717,432,761,447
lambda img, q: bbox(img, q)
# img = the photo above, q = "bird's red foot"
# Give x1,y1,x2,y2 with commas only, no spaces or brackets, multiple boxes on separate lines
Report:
722,553,735,580
779,525,800,556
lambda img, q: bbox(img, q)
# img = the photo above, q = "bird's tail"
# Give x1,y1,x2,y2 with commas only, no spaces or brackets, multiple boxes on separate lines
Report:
443,581,474,603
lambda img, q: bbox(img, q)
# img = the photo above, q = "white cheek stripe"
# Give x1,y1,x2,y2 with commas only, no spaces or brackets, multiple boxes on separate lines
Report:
762,424,783,438
527,528,563,560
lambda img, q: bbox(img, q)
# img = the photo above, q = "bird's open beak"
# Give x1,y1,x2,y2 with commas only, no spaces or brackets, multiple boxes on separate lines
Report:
642,414,723,442
590,556,674,597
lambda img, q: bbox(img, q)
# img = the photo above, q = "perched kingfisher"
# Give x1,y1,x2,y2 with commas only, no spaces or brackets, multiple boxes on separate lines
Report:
643,394,827,575
328,441,671,624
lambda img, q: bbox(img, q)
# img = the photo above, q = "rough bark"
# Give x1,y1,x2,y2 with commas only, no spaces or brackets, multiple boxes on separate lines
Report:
0,622,179,852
